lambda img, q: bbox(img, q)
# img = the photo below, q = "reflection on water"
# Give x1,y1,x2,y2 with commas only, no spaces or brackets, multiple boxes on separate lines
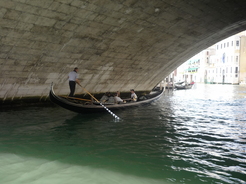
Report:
0,84,245,184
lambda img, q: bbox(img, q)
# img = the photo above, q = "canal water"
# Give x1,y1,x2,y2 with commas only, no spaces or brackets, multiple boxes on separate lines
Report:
0,84,245,184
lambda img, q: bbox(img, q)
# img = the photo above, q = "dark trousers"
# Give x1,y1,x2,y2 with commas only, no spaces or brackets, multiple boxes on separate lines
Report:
69,81,76,97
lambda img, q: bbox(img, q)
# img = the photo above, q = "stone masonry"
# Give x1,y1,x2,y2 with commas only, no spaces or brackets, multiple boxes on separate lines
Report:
1,0,246,102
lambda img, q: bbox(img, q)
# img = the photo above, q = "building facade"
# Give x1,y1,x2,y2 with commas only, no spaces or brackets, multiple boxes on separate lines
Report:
239,35,246,84
174,31,246,85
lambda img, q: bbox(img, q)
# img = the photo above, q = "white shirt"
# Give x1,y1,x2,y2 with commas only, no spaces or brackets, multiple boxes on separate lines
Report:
131,93,137,101
114,96,123,103
68,71,78,81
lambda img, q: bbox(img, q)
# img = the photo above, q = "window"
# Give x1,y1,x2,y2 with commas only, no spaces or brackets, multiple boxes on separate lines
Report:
235,67,238,73
236,40,240,46
222,53,225,63
231,41,233,46
236,56,239,62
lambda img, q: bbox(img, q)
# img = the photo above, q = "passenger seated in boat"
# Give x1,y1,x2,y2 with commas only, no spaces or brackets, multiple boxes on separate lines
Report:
130,89,138,102
114,93,126,104
107,93,115,104
100,92,109,102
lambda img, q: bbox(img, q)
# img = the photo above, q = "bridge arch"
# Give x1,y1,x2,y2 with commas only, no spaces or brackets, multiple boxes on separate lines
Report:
1,0,246,102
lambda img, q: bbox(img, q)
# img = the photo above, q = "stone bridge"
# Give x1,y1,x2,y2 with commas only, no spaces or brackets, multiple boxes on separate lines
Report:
1,0,246,103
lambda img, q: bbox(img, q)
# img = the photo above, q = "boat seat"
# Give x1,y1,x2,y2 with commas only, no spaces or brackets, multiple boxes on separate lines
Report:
138,96,148,101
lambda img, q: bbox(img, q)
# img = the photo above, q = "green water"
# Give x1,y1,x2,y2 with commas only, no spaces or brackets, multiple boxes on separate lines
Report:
0,84,246,184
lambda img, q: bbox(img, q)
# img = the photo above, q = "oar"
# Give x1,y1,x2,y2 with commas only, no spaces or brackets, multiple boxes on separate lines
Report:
60,96,91,101
78,84,120,120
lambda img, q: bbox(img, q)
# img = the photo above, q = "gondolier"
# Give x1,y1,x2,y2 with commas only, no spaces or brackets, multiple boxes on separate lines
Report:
68,67,80,97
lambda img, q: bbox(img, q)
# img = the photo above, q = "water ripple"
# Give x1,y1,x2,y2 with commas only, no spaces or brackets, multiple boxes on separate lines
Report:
0,84,246,184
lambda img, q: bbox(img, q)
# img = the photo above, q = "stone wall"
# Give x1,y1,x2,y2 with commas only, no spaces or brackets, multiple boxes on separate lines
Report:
1,0,246,102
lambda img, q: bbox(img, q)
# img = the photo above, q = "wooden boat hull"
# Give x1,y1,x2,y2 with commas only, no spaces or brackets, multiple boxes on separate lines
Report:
174,81,193,90
49,84,164,113
175,84,193,90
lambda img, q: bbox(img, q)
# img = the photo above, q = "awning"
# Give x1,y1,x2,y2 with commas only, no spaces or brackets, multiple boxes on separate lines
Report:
186,67,199,71
188,59,200,64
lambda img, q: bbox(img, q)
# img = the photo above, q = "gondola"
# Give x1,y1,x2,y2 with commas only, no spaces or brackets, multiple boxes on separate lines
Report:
174,81,193,90
175,84,193,90
49,83,164,113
